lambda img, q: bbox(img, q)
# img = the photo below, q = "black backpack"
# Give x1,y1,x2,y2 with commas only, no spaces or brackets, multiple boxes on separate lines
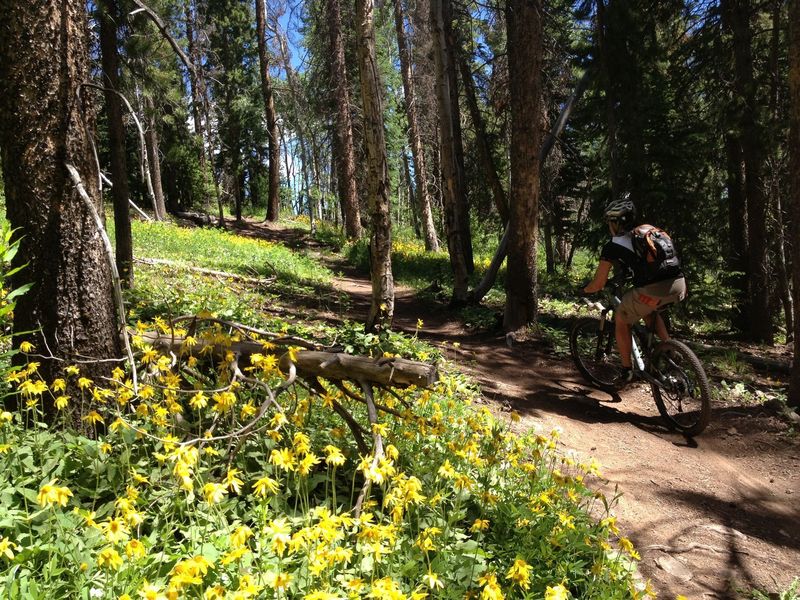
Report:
632,224,681,278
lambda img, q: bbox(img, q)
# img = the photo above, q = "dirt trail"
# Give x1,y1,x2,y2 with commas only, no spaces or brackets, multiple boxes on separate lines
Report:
332,272,799,599
235,220,800,599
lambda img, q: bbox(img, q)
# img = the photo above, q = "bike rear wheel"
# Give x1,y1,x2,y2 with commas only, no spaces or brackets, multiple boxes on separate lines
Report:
570,316,625,391
649,339,711,436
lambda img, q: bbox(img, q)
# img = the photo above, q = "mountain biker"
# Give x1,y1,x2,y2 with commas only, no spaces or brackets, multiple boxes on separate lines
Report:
580,196,687,385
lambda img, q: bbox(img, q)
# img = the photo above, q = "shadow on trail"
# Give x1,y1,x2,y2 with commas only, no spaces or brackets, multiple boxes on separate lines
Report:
660,487,800,553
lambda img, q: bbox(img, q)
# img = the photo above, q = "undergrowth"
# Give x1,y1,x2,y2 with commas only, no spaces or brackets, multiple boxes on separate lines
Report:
0,221,650,599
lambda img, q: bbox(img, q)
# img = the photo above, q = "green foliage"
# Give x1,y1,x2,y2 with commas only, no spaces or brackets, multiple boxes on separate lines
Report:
127,220,333,290
0,351,643,599
712,380,787,409
0,217,644,599
0,226,31,389
752,578,800,600
311,221,348,251
334,320,440,362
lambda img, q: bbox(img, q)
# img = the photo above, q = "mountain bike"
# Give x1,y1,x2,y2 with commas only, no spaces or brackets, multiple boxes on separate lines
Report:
570,278,711,436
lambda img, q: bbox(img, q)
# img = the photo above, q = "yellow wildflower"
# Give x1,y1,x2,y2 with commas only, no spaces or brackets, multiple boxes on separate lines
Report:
545,584,570,600
225,469,244,494
125,539,146,559
202,482,227,504
97,547,123,571
471,518,490,532
506,558,532,590
0,536,19,560
253,475,280,498
102,518,130,543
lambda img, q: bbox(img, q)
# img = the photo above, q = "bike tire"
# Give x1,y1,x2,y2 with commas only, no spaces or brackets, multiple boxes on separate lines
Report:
570,316,625,391
649,339,711,436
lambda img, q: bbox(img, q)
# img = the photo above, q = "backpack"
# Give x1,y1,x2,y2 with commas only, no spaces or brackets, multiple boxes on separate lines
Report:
632,224,681,278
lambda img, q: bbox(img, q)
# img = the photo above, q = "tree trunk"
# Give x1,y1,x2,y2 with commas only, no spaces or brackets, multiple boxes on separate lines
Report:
403,151,422,238
458,52,508,224
768,0,794,340
99,0,134,288
595,0,622,198
255,0,281,222
468,69,590,304
394,0,439,251
788,0,800,408
725,133,750,332
184,0,214,214
328,0,362,239
443,0,472,272
431,0,469,303
276,30,315,231
503,0,543,332
724,0,773,344
0,0,123,398
143,94,167,220
356,0,394,331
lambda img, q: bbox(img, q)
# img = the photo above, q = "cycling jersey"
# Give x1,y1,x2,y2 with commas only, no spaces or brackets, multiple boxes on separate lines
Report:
600,231,684,287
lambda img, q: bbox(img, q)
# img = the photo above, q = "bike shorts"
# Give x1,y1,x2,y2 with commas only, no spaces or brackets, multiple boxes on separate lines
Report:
617,277,687,325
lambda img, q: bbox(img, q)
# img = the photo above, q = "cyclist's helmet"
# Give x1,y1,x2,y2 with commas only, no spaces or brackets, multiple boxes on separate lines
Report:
603,194,636,229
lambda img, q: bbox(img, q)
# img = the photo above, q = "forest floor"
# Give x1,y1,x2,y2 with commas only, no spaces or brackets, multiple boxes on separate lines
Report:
232,219,800,599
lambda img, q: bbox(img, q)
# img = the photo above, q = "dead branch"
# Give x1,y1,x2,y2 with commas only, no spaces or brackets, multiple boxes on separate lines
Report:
80,83,157,211
139,330,437,390
65,163,138,392
281,352,437,389
332,380,406,420
130,0,196,78
354,382,384,518
308,379,369,455
644,543,751,556
167,315,314,347
135,257,278,286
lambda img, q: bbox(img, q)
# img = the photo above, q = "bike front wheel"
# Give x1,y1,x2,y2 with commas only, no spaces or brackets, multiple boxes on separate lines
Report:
649,339,711,436
570,316,625,391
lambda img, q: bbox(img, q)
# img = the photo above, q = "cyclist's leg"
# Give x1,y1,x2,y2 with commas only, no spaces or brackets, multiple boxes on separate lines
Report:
616,290,647,368
615,317,633,368
645,312,670,341
644,277,687,341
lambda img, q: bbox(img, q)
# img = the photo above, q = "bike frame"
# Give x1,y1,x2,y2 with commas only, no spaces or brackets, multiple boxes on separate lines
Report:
581,290,671,392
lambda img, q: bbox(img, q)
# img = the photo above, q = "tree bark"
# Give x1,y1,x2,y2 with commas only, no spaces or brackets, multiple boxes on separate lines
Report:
0,0,122,397
503,0,543,332
275,29,315,231
143,94,167,220
595,0,622,198
768,0,794,340
255,0,281,222
328,0,363,239
468,69,590,304
356,0,395,332
724,0,773,344
431,0,469,303
99,0,134,288
788,0,800,408
458,51,508,224
725,133,750,332
394,0,439,251
185,0,217,217
443,0,472,272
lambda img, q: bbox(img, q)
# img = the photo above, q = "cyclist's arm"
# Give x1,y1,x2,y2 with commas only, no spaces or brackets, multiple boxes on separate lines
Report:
583,260,613,294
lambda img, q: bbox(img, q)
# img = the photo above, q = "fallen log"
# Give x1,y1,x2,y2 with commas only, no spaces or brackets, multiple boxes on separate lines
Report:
174,211,214,226
135,257,276,286
139,331,437,389
280,351,437,389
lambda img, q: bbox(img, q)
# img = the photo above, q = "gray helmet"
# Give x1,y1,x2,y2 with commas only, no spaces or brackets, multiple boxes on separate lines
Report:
603,194,636,227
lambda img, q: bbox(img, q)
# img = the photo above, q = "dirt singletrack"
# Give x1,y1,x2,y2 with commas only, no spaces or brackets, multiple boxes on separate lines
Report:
234,219,800,599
